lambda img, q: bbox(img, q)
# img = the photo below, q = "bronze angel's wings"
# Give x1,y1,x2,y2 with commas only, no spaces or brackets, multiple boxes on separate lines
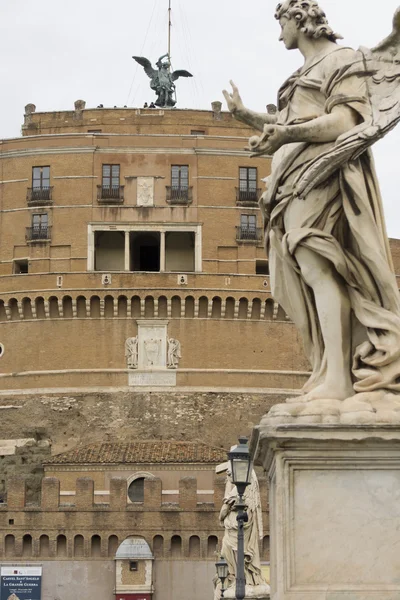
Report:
132,56,157,79
171,69,193,81
295,7,400,198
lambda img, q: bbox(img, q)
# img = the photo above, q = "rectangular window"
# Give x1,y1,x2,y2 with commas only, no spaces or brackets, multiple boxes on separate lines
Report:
240,214,256,230
32,166,50,190
171,165,189,189
102,164,120,190
239,167,257,192
190,130,205,135
31,213,49,239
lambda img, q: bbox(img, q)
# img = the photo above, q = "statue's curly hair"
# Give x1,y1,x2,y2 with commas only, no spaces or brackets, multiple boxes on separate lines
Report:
275,0,342,42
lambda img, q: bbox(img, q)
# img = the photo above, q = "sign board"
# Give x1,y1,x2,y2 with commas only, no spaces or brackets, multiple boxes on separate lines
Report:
1,566,42,600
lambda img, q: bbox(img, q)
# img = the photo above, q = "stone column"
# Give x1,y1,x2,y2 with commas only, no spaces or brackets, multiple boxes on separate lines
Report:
124,230,130,271
251,422,400,600
160,230,166,272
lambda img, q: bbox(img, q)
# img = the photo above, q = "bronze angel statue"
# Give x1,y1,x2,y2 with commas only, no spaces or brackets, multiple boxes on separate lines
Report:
224,2,400,421
132,53,192,107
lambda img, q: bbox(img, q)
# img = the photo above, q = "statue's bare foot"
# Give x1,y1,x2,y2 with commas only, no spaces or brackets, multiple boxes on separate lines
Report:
303,380,354,402
286,380,354,404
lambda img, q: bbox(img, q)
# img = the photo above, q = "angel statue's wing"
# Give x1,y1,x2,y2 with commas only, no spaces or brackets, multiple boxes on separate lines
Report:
295,7,400,198
132,56,157,79
171,69,193,82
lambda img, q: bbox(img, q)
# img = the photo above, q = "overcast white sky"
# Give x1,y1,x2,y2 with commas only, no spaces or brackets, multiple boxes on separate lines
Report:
0,0,399,236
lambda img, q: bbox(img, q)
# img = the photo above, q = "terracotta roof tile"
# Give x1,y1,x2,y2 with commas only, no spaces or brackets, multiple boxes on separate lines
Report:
45,441,227,465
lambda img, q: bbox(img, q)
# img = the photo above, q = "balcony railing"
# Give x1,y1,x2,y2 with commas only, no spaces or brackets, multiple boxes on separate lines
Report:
26,226,52,242
166,186,193,205
236,187,261,205
97,185,124,203
236,226,263,243
26,186,53,205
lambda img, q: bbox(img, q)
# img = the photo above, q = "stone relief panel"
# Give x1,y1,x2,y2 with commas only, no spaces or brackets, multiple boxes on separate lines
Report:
125,337,138,369
126,321,180,386
137,177,154,207
167,338,181,369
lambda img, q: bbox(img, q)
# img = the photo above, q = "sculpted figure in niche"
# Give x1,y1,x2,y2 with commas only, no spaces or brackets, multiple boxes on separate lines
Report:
224,2,400,416
214,464,269,599
125,337,138,369
167,338,181,369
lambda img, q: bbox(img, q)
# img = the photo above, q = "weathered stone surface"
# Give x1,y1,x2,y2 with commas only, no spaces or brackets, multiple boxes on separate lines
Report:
252,423,400,600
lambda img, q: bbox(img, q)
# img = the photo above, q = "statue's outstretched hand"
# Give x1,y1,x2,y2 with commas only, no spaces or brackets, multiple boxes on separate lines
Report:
222,80,245,114
249,124,288,156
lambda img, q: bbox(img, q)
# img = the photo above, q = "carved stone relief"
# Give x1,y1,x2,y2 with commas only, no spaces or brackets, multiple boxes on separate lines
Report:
167,338,181,369
125,337,138,369
137,177,154,207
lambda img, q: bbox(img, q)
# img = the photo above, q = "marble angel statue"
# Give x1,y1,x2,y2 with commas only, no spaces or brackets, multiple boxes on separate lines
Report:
214,464,269,599
223,1,400,419
132,54,192,107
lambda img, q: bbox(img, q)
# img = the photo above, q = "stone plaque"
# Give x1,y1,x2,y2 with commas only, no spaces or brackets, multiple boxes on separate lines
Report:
128,371,176,387
137,177,154,207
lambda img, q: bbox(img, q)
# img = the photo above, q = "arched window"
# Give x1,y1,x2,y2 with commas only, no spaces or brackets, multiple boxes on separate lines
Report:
128,477,145,503
108,535,119,557
189,535,200,558
263,535,270,560
91,535,101,557
74,535,84,557
5,534,15,557
57,534,67,557
22,534,32,557
153,535,164,558
39,535,49,557
207,535,218,558
171,535,182,558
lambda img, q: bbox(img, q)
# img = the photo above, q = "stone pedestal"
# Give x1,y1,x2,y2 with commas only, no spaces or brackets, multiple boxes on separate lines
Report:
251,423,400,600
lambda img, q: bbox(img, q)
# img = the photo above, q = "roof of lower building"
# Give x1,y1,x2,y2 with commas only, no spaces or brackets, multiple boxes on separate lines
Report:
44,440,227,466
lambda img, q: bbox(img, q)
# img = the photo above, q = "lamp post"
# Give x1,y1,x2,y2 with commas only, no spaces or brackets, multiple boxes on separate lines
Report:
215,555,229,598
228,436,253,600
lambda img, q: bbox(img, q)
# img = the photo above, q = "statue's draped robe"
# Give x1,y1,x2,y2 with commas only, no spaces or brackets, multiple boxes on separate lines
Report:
262,46,400,394
220,475,265,587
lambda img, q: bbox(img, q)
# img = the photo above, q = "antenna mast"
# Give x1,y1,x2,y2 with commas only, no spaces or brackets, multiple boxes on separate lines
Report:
168,0,172,70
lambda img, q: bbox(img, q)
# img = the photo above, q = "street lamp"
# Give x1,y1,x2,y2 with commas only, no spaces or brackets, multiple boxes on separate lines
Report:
215,555,229,598
228,436,253,600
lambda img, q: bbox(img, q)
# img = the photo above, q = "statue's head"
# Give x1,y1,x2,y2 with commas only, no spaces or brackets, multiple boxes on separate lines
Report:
161,61,170,70
275,0,342,46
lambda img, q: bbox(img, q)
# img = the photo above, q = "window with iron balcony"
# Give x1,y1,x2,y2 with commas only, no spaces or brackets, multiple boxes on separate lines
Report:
26,213,51,242
98,164,124,202
166,165,193,205
236,214,262,243
27,166,53,205
236,167,260,205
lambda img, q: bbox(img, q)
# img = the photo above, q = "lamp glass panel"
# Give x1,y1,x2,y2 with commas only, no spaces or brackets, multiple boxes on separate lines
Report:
216,559,229,579
231,458,249,484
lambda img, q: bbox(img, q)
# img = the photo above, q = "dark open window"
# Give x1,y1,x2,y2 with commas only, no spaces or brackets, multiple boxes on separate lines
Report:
13,259,28,274
256,260,269,275
128,477,145,502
